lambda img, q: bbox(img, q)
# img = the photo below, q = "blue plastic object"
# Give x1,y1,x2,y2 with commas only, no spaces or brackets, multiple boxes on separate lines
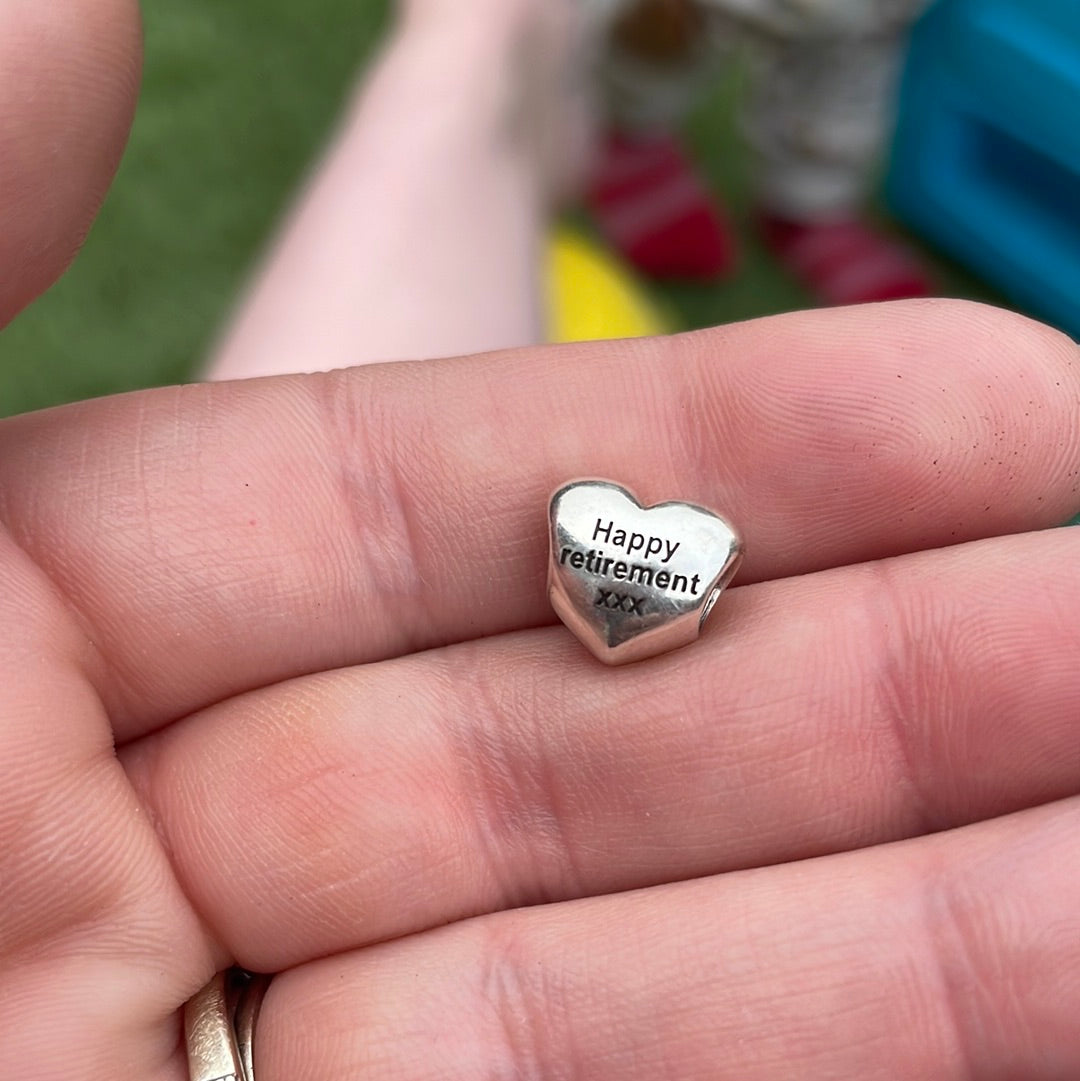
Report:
887,0,1080,339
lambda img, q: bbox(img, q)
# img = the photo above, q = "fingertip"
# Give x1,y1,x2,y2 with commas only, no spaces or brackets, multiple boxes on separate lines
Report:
926,299,1080,523
0,0,143,326
669,298,1080,572
912,296,1078,360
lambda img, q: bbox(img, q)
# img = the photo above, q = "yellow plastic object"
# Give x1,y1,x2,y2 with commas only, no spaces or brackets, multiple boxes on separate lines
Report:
546,226,669,343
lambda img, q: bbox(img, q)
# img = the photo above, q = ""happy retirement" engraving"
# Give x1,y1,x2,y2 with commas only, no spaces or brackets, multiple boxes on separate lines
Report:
548,480,742,665
557,517,703,597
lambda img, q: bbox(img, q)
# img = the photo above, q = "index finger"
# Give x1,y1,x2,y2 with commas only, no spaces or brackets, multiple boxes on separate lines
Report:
0,300,1076,739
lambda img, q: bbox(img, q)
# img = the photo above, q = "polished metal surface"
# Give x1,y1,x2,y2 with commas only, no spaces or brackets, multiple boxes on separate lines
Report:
548,479,742,664
235,973,270,1081
185,972,243,1081
185,969,271,1081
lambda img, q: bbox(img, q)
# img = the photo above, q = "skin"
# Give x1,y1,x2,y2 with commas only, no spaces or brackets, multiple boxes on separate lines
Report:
2,3,1080,1081
210,0,593,376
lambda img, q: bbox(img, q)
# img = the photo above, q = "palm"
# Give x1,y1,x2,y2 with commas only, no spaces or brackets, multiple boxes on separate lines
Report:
3,5,1080,1081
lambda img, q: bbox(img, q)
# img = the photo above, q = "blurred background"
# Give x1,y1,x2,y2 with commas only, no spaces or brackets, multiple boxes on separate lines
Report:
2,0,1074,417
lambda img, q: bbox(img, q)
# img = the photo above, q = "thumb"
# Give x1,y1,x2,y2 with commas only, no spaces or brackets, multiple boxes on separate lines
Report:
0,0,142,327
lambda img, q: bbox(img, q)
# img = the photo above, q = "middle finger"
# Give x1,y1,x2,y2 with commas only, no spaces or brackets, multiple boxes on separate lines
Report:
124,525,1080,969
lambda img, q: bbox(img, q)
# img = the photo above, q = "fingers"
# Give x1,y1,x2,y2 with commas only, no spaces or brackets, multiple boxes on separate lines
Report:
122,526,1080,969
0,0,142,327
2,302,1078,737
258,797,1080,1081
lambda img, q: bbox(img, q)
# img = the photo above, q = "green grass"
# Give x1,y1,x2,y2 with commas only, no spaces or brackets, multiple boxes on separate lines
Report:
0,0,995,417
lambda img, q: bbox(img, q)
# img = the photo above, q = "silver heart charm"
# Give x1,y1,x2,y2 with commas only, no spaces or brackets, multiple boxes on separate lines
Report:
548,479,743,665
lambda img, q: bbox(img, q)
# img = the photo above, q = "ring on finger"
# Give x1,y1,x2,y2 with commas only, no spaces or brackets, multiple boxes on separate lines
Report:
184,968,271,1081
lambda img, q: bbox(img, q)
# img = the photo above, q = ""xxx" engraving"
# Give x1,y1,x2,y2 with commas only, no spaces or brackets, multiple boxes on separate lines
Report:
595,589,646,615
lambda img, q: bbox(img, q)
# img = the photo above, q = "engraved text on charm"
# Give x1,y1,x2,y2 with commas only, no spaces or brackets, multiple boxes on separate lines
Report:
548,480,743,664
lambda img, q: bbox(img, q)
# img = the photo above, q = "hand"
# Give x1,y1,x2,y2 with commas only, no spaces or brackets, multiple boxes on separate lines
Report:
4,5,1080,1081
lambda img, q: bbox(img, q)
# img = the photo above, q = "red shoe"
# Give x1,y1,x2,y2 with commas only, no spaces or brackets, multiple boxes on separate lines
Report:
587,130,737,282
758,211,933,305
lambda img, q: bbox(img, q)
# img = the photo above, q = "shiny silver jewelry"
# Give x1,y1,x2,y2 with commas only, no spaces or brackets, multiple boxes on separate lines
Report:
185,969,271,1081
548,479,742,664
